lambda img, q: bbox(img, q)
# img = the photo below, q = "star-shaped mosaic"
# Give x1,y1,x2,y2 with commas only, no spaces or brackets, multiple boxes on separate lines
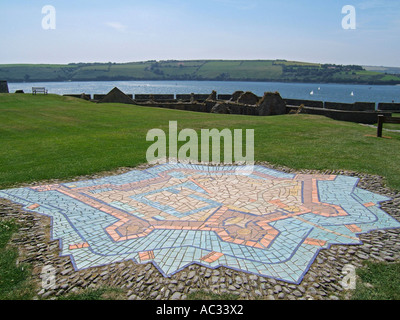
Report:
1,164,399,284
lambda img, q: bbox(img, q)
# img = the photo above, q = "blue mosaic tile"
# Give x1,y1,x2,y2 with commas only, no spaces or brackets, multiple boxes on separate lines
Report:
0,163,399,284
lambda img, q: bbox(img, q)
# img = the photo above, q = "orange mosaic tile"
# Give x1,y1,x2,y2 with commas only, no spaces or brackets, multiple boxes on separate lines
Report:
201,251,224,263
304,238,327,247
27,203,40,210
345,224,362,233
69,242,90,250
364,202,376,207
2,163,398,284
139,250,155,262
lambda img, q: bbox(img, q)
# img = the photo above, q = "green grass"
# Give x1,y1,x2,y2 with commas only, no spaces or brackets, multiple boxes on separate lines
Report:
1,94,400,190
0,220,35,300
376,113,400,130
0,213,123,301
351,262,400,300
1,94,399,300
273,60,321,67
195,60,283,80
56,287,124,300
379,123,400,130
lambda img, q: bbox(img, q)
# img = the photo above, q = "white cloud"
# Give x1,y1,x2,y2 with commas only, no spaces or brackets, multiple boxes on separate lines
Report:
106,22,127,32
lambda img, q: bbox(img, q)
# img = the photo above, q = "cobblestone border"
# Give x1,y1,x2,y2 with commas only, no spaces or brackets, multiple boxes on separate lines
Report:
1,162,399,300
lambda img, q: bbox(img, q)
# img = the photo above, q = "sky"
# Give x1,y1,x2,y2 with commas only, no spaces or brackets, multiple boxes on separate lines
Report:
0,0,399,66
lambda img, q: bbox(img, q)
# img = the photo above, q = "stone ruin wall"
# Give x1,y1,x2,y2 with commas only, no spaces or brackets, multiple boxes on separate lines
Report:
7,84,391,124
0,80,9,93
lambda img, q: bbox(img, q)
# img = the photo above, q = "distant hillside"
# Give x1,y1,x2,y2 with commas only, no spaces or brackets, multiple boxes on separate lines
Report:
2,60,400,84
363,65,400,75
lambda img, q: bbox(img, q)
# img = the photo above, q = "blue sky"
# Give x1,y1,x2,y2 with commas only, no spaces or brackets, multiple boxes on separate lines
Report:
0,0,399,66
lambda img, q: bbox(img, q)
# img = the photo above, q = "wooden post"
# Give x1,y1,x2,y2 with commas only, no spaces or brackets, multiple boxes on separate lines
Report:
377,115,384,138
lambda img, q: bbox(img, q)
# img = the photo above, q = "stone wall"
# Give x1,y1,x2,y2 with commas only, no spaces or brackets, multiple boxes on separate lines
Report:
378,103,400,112
324,101,375,111
138,101,261,116
284,99,324,108
52,88,396,124
354,102,376,111
286,105,391,124
176,94,191,101
142,103,205,113
93,94,107,100
217,94,233,100
57,90,387,115
64,94,92,100
228,103,258,116
285,99,376,112
93,93,133,100
192,94,211,102
258,92,286,116
0,80,9,93
134,94,174,102
324,101,355,111
237,92,260,105
231,91,244,101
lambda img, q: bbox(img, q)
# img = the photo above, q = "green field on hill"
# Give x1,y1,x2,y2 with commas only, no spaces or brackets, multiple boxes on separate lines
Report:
1,93,400,190
1,60,400,84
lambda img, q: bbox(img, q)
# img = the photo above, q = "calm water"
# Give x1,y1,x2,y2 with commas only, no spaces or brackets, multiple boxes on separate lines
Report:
8,80,400,104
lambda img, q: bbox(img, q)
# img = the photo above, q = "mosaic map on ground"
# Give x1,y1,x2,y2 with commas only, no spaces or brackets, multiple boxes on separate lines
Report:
1,164,399,284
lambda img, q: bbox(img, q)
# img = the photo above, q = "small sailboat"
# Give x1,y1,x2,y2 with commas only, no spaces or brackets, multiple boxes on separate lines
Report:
310,90,314,95
318,87,321,91
351,91,354,96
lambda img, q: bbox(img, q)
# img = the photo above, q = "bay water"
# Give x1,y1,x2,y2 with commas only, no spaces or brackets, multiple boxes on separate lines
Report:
8,80,400,104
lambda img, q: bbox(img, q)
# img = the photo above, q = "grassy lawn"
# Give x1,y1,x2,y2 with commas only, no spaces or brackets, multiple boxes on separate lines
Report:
352,262,400,300
57,287,124,300
378,113,400,130
1,93,400,190
0,93,400,301
0,220,35,299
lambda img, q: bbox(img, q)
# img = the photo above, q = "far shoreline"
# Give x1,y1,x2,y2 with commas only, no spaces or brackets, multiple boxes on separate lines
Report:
7,78,400,86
